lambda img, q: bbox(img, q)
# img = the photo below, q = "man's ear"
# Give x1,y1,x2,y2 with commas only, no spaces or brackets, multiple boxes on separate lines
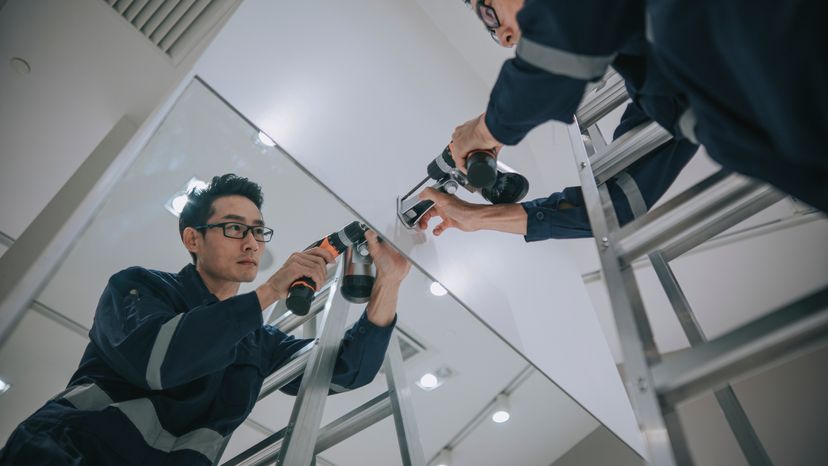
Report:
182,227,201,255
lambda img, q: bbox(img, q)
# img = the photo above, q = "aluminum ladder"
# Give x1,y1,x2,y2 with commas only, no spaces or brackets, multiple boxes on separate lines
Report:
217,258,425,466
568,70,828,465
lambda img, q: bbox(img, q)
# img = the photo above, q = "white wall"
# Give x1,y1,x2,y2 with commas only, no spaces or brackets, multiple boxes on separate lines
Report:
0,0,230,239
189,0,644,456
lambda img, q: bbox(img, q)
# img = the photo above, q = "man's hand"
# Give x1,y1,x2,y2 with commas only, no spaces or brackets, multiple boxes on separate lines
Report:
257,247,335,309
416,187,483,236
449,112,502,172
364,230,410,285
363,230,410,327
417,187,530,237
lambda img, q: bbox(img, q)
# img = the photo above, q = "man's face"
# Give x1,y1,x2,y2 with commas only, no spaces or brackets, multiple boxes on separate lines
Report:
187,195,266,284
472,0,524,47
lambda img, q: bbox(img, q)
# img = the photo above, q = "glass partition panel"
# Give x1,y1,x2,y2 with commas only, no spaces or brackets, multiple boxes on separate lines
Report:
0,79,642,466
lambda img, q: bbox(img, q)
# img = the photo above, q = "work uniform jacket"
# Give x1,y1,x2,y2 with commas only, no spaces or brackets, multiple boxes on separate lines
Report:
486,0,827,212
0,264,394,465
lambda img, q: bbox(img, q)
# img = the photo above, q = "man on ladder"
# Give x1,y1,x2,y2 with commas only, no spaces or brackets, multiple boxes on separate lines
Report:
0,174,411,465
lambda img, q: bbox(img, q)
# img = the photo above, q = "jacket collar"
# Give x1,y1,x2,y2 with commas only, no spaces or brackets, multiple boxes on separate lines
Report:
178,263,220,308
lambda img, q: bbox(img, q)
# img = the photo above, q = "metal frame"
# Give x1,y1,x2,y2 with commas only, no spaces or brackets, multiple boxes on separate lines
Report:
565,76,828,464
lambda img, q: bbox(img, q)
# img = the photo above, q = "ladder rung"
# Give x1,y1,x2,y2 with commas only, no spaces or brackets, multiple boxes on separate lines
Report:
653,286,828,407
660,188,786,261
257,342,315,401
614,172,775,262
576,70,628,129
591,121,673,184
269,287,332,332
224,392,392,466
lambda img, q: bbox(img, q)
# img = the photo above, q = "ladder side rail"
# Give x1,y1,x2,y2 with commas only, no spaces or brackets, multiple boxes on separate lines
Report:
276,259,352,466
649,252,774,466
569,121,680,466
384,332,427,466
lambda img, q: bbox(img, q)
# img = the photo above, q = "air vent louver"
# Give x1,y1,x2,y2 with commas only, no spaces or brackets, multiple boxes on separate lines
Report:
104,0,235,63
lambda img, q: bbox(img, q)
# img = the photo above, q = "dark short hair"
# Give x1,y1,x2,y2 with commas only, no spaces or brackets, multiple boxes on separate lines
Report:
179,174,264,264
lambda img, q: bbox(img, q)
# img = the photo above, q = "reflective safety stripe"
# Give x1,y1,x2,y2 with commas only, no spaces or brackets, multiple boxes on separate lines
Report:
614,171,648,218
146,313,183,390
61,383,227,462
517,37,615,81
678,108,699,144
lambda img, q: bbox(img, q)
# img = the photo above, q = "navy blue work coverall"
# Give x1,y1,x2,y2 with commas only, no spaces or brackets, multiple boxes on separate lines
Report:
487,0,827,212
0,264,394,465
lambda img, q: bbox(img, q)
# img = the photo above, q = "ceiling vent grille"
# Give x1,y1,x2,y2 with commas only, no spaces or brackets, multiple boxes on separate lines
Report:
395,326,427,362
103,0,236,63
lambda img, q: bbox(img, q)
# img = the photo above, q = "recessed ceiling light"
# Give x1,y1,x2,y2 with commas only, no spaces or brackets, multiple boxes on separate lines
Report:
165,177,207,217
418,373,438,389
0,378,11,395
491,394,511,423
9,57,30,75
415,366,454,391
171,194,189,214
430,281,447,296
257,131,276,147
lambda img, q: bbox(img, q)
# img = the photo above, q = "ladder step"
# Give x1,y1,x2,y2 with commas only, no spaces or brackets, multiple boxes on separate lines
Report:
653,286,828,407
591,121,673,184
614,171,782,262
576,70,628,129
224,392,392,466
258,342,315,401
269,286,332,333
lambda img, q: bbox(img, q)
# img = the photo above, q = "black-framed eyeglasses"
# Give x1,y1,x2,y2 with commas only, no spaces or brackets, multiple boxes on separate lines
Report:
465,0,501,43
195,222,274,243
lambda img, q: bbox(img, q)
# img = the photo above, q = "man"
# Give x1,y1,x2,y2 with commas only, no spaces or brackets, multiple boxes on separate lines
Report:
0,174,410,465
420,0,698,240
449,0,827,213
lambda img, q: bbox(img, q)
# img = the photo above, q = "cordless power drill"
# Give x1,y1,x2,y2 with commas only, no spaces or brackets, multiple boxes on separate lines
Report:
285,221,369,315
397,145,530,229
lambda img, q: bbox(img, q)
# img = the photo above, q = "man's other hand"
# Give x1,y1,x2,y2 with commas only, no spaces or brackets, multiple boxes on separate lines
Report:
364,230,410,285
449,112,502,172
417,187,482,236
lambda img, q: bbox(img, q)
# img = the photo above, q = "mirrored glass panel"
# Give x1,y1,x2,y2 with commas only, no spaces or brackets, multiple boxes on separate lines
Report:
0,79,643,466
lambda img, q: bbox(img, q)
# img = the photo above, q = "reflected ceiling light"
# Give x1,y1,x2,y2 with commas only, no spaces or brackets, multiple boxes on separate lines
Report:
434,448,452,466
0,378,10,395
257,131,276,147
165,177,207,217
171,194,189,213
415,366,453,391
429,281,447,296
491,394,511,423
419,373,438,389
